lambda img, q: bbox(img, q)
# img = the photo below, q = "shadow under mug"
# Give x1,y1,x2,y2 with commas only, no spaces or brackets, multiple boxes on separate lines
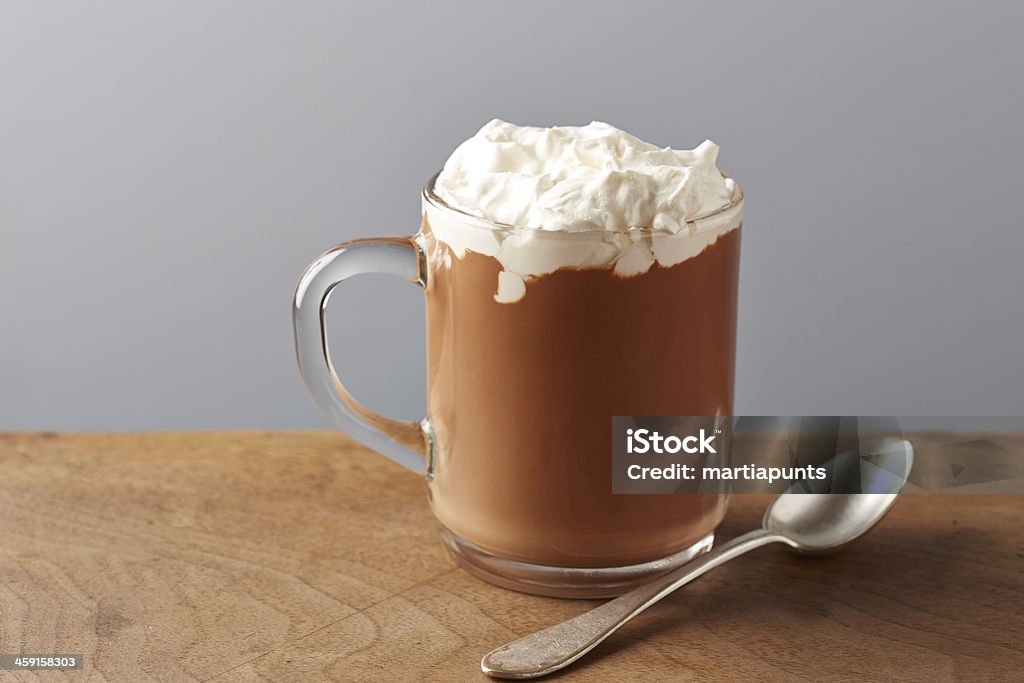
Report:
293,174,744,598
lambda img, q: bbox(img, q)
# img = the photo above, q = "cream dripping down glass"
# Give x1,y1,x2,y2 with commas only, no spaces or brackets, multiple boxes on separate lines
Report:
293,120,743,597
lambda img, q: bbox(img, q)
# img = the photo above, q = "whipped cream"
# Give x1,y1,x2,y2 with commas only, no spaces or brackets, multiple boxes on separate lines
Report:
426,120,742,303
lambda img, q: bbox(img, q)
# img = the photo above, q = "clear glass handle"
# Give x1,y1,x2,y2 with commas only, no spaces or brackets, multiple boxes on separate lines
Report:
292,237,427,474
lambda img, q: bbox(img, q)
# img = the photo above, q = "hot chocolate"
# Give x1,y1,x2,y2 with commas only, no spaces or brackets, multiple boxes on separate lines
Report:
293,118,743,597
422,120,742,581
422,219,739,567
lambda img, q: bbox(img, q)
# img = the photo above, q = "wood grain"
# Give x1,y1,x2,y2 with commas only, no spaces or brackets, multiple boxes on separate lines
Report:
0,432,1021,682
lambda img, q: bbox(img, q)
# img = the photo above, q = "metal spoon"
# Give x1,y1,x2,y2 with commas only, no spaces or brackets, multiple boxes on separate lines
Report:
482,437,914,679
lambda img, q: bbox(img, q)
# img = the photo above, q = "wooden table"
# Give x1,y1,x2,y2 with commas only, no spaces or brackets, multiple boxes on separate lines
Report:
0,432,1021,682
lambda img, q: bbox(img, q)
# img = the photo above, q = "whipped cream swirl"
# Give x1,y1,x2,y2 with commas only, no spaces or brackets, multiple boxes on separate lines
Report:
427,120,742,302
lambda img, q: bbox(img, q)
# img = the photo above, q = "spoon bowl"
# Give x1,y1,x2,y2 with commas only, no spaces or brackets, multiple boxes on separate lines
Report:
766,436,915,553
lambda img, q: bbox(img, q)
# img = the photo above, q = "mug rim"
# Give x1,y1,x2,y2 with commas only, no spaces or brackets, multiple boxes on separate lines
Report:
421,171,744,237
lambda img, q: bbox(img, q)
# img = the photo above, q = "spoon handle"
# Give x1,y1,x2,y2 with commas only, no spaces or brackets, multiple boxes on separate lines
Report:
481,528,785,680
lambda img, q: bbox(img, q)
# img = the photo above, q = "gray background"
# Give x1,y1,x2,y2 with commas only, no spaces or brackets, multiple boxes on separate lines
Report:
2,1,1022,431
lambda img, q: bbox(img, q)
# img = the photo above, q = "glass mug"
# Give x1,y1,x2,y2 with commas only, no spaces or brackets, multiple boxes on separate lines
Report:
293,175,743,598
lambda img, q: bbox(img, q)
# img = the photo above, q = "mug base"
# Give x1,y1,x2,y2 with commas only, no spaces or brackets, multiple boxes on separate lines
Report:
441,529,715,599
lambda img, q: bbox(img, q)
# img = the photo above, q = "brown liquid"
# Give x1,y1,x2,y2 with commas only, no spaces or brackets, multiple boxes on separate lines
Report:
423,220,741,567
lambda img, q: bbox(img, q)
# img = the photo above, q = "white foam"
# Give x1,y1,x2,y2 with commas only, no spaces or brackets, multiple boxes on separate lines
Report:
427,120,742,302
